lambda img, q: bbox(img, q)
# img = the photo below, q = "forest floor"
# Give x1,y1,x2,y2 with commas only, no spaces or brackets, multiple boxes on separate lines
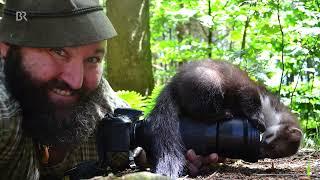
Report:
94,148,320,180
183,148,320,180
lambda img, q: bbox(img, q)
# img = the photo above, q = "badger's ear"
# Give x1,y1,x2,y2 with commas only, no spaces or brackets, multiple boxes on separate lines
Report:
288,127,302,142
0,43,10,59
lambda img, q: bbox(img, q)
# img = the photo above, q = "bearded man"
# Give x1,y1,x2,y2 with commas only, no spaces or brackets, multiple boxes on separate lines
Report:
0,0,220,179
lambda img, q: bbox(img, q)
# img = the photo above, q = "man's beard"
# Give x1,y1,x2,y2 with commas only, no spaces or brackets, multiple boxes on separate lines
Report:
4,46,102,146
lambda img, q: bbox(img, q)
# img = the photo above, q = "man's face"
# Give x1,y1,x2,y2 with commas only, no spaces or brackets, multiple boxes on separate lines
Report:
3,41,106,145
20,42,105,108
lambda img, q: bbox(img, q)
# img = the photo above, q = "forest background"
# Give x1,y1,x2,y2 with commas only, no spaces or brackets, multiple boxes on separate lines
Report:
0,0,319,148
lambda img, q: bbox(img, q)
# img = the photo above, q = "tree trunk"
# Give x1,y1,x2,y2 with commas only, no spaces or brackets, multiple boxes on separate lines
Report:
106,0,154,95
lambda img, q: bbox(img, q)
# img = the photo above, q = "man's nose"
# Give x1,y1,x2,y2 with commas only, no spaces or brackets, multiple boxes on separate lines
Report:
60,59,84,90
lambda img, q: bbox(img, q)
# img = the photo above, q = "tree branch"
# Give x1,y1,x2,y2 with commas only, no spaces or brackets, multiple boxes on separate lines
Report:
277,0,285,96
207,0,212,58
290,73,300,107
240,16,250,69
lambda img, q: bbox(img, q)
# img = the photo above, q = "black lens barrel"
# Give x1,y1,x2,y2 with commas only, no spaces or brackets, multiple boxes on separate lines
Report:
179,117,260,162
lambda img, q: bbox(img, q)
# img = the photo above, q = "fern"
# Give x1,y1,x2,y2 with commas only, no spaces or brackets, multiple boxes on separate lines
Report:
143,84,165,117
116,84,165,118
117,90,146,110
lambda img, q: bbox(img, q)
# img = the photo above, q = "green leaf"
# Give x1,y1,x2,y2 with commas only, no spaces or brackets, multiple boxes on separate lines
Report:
230,31,242,41
117,90,146,110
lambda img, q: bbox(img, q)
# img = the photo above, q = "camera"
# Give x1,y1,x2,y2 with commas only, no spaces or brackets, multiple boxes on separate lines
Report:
96,108,262,168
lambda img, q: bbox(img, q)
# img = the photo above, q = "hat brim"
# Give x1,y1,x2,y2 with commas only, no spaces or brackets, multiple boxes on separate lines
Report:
0,10,117,48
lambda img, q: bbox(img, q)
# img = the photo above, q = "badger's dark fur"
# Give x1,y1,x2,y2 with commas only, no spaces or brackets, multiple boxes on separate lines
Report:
147,59,302,177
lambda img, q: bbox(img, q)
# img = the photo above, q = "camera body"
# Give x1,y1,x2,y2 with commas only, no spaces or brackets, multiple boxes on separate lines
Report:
96,108,261,167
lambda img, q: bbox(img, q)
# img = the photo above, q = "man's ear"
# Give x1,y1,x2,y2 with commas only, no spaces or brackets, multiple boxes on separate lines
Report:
0,42,10,59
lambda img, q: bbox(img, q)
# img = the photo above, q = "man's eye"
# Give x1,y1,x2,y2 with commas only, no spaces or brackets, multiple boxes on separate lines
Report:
87,57,101,64
50,48,67,57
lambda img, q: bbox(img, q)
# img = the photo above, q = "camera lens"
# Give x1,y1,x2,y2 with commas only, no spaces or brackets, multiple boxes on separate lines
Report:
179,117,260,162
218,118,260,162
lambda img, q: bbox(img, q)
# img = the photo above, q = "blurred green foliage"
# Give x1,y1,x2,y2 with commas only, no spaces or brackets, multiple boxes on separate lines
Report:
117,85,164,118
116,0,319,147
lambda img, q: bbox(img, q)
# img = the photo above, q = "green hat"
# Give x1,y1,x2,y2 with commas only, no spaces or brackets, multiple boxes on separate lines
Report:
0,0,117,47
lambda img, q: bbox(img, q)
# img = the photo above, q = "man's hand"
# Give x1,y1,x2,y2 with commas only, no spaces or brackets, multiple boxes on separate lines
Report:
186,149,224,176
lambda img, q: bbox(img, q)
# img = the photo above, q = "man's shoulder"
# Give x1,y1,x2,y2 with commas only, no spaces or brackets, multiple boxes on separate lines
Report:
97,78,130,112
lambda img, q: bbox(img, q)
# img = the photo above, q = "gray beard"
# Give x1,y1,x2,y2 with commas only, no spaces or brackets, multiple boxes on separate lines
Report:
46,83,104,145
40,79,115,146
26,82,107,146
